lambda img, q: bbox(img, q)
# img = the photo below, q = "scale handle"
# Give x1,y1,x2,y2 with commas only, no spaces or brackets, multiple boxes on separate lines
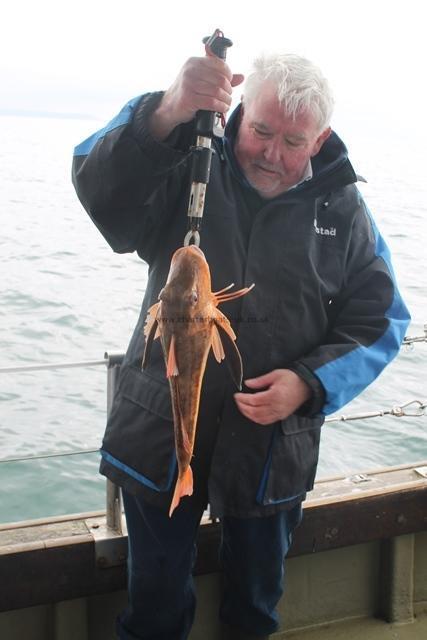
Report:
195,31,233,137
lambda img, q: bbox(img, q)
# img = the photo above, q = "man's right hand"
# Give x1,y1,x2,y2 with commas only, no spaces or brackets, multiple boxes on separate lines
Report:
149,56,244,141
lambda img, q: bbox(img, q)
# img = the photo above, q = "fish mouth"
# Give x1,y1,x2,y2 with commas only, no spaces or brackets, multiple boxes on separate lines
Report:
187,245,204,256
174,244,206,260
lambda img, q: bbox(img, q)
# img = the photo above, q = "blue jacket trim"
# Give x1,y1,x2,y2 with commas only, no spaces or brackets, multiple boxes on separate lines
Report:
100,448,176,492
315,204,411,415
73,95,143,157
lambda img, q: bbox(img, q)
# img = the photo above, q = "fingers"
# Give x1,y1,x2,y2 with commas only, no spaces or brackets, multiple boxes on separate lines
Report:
184,78,232,114
234,384,278,425
244,370,279,389
234,369,313,426
234,391,279,426
150,57,243,142
234,389,271,406
180,56,235,113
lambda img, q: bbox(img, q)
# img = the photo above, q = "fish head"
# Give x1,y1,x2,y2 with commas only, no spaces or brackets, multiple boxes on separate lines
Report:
159,245,213,316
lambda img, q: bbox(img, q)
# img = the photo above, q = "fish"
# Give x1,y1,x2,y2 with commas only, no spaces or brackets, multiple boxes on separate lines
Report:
142,245,254,517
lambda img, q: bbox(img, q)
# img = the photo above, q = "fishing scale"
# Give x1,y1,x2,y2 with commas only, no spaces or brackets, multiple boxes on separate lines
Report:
183,29,233,248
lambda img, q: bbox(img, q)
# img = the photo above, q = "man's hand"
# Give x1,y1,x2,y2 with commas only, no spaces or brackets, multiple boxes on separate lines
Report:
149,56,244,141
234,369,312,425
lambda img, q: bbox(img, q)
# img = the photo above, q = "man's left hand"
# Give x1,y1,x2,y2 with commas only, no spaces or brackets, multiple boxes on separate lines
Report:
234,369,312,425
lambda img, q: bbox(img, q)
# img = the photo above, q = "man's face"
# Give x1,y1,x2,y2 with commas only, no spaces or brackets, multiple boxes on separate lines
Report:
234,82,331,198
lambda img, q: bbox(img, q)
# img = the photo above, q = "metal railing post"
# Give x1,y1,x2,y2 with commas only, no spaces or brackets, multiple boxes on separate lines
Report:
105,352,125,535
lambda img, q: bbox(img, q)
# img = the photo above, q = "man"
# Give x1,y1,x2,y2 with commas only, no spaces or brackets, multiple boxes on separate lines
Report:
72,50,410,640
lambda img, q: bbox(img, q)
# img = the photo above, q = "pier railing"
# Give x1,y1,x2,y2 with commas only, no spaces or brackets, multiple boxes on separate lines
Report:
0,335,426,533
0,353,125,534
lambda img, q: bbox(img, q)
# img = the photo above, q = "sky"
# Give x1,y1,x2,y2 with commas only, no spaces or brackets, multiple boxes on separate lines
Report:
2,0,426,134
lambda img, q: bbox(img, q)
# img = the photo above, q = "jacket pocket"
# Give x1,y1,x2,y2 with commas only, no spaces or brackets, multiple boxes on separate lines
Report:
101,366,176,492
258,414,324,505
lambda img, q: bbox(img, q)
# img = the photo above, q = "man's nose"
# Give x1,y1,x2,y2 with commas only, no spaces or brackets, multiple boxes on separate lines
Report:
263,139,281,164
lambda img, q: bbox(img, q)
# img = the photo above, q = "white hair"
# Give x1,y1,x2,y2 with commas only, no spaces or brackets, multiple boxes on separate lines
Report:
243,53,334,132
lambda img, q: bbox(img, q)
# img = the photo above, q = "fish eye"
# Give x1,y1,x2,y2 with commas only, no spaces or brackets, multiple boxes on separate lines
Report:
190,291,198,304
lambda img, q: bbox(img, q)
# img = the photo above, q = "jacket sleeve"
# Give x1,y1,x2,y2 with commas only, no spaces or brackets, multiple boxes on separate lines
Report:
71,92,194,261
295,196,411,416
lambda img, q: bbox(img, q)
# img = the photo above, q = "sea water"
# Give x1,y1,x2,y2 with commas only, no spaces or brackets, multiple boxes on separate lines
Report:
0,112,426,524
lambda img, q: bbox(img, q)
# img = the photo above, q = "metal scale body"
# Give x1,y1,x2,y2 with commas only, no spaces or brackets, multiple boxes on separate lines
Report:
184,30,233,247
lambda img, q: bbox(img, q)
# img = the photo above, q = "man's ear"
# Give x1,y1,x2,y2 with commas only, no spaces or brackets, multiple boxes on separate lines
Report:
237,100,244,124
311,127,331,156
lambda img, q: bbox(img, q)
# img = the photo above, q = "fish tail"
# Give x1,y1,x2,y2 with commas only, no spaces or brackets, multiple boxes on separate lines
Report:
169,466,193,517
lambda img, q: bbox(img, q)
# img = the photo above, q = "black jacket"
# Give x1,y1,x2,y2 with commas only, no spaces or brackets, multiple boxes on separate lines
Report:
72,93,410,517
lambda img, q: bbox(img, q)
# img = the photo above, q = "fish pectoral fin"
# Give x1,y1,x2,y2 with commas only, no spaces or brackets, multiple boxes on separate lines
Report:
166,334,179,377
212,309,243,390
143,302,161,338
169,466,193,517
211,323,226,363
142,303,161,369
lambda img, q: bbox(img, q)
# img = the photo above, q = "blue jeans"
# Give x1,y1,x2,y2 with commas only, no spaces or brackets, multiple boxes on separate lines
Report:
117,490,302,640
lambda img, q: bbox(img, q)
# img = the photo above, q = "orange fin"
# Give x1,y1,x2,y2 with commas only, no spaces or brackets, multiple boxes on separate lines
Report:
215,283,255,304
142,302,161,369
181,425,192,457
212,308,237,341
166,334,179,377
211,323,226,363
212,308,243,389
169,466,193,517
213,283,235,296
143,302,161,338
